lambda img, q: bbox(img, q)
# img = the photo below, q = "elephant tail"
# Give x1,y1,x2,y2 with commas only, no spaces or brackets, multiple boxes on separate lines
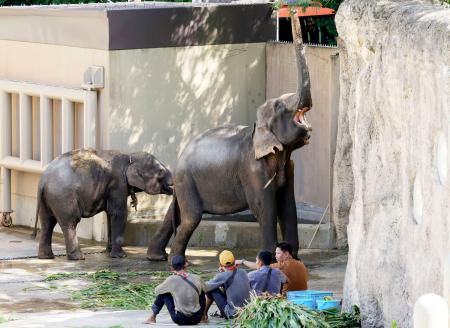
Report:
31,183,43,240
172,193,181,236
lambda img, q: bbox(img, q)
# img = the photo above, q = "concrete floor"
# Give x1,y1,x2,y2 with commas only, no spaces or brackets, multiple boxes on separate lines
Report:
0,226,347,328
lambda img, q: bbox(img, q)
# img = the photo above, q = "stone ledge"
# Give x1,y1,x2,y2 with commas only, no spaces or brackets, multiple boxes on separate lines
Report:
124,218,335,249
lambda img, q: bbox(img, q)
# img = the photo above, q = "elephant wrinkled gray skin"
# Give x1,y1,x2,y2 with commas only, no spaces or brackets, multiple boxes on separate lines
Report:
34,149,173,260
147,93,312,261
148,16,313,261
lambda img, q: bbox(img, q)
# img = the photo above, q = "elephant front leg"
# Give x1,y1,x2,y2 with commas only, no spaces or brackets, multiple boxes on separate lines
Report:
61,223,85,260
107,199,128,258
276,160,299,257
106,214,112,252
247,192,278,253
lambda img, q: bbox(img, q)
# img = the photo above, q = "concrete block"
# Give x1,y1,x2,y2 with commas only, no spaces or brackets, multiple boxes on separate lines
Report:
124,218,334,250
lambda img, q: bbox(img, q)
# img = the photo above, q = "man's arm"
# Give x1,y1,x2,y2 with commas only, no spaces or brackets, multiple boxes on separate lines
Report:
278,269,288,284
205,272,228,292
155,277,173,295
235,259,257,270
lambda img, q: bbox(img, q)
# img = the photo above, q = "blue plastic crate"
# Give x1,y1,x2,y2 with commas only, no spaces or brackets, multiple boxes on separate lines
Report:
291,298,316,309
316,299,341,310
287,290,333,301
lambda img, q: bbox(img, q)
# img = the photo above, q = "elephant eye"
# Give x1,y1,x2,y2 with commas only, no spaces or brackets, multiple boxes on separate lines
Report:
156,169,165,179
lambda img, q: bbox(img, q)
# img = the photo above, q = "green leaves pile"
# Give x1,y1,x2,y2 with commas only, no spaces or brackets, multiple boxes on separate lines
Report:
232,294,361,328
46,270,171,310
44,269,214,311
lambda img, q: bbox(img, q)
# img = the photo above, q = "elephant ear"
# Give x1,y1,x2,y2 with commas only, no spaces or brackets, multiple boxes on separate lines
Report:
126,159,146,190
253,99,284,160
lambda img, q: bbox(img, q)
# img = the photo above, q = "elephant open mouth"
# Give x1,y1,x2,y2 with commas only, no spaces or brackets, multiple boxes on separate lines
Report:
293,107,312,144
293,107,310,127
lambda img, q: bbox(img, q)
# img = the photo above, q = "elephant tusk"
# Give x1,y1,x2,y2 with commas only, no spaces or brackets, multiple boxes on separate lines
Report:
264,172,277,189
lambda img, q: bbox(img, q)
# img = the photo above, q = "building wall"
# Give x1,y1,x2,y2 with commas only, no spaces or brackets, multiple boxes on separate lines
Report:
107,43,267,211
109,43,266,166
266,43,340,211
0,40,110,241
0,41,267,240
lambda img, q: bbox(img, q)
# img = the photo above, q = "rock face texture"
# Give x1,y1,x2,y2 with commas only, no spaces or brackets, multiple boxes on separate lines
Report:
334,0,450,326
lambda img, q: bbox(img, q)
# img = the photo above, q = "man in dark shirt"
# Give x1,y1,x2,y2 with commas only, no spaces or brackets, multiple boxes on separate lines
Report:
203,250,251,320
248,250,287,295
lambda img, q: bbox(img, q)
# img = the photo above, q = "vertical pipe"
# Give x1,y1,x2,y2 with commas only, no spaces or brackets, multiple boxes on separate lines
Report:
40,96,53,166
276,11,279,42
19,93,32,161
83,91,97,149
0,91,12,213
61,98,74,153
84,90,101,241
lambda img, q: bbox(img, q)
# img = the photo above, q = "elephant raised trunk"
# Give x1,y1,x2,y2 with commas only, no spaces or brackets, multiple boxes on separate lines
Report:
290,8,312,111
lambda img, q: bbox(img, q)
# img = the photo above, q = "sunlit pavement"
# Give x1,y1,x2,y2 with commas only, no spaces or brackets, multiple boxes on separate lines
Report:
0,226,346,327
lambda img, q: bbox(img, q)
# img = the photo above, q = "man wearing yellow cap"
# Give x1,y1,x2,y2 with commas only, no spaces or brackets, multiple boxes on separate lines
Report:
202,250,250,321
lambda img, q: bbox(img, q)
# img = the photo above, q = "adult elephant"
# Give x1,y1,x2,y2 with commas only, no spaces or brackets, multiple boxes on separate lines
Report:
33,149,173,260
147,16,312,260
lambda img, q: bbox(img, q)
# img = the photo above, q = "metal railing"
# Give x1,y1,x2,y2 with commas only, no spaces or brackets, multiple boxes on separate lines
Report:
0,79,98,226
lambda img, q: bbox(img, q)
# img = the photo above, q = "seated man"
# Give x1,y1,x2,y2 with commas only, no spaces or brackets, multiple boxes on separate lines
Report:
203,250,250,320
236,241,308,294
144,255,206,326
248,250,287,295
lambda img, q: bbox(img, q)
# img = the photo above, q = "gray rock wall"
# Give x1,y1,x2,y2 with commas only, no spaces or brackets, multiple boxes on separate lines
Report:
334,0,450,326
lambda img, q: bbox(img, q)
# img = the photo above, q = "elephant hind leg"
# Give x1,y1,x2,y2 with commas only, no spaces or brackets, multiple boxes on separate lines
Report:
60,223,84,260
37,205,57,259
167,177,203,260
147,198,178,261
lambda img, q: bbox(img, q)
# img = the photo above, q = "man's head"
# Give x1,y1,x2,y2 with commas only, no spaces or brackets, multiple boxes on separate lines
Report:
275,242,293,262
219,250,235,268
256,250,272,268
171,255,187,271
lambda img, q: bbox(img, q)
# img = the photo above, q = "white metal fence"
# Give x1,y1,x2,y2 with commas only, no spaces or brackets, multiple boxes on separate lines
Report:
0,79,98,225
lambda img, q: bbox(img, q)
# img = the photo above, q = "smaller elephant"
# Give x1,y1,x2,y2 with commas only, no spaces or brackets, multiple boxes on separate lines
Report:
33,149,173,260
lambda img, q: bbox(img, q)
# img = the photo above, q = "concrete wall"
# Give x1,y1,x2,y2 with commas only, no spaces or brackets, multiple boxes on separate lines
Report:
266,43,340,211
108,43,266,167
0,40,110,241
335,0,450,326
0,41,267,240
108,43,266,212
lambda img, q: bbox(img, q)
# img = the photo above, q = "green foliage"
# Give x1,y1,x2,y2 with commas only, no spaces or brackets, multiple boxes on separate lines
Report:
45,272,89,281
0,316,10,323
318,0,344,11
45,270,170,310
43,269,213,311
73,279,158,310
232,294,361,328
391,320,398,328
322,306,361,328
233,294,330,328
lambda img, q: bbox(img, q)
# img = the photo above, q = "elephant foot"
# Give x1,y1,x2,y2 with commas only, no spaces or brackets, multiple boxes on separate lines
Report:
38,248,55,259
146,252,168,261
67,250,85,261
110,249,127,258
